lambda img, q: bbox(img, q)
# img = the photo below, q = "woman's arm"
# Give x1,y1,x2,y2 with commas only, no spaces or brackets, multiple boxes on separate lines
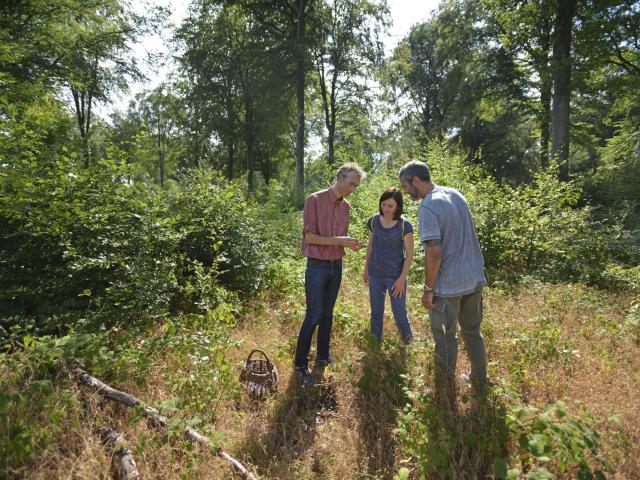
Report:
363,231,373,284
392,232,414,297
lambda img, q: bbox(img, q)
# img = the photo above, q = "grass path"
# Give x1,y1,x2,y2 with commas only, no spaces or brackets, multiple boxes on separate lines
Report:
18,260,639,479
220,260,640,479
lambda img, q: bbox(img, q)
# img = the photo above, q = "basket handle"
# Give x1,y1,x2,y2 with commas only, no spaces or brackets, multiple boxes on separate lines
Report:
245,349,273,366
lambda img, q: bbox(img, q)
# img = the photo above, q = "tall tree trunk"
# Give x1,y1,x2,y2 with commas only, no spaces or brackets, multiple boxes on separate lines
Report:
227,142,234,180
550,0,577,181
159,150,165,187
540,73,552,168
294,0,307,207
328,69,337,166
538,17,552,168
317,52,334,165
327,124,335,165
245,97,255,194
71,88,91,168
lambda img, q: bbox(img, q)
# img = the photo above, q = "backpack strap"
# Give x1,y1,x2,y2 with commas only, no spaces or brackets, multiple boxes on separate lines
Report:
366,214,376,233
400,215,406,256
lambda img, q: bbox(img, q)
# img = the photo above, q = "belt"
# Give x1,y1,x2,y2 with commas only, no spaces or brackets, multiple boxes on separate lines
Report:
307,257,342,265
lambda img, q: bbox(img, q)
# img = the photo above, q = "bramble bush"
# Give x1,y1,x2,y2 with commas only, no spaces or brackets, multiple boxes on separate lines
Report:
171,168,275,294
396,378,611,480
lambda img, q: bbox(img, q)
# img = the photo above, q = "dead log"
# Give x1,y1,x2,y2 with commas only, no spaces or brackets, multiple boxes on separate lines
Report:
183,427,257,479
73,369,168,428
97,427,139,480
73,369,258,480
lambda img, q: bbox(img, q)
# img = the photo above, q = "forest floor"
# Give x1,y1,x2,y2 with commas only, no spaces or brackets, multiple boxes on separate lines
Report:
21,257,640,479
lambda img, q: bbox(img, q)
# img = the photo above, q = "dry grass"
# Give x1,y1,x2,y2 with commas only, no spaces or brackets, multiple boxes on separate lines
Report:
8,264,639,479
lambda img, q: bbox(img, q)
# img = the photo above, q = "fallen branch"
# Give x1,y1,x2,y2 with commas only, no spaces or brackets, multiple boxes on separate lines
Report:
73,369,258,480
73,368,169,428
97,426,139,480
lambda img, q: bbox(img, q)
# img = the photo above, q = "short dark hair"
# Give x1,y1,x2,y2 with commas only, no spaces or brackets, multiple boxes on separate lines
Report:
399,160,430,182
379,187,403,220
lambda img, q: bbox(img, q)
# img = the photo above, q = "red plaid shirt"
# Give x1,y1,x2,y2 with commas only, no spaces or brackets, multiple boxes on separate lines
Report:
301,187,350,260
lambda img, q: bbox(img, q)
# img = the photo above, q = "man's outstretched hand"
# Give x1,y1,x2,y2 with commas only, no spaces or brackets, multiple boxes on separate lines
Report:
339,236,362,251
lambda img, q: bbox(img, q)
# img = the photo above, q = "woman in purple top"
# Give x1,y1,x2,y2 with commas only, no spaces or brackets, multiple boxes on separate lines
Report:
363,188,414,343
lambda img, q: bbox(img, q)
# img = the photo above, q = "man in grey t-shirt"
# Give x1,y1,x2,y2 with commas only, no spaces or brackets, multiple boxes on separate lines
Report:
399,160,488,405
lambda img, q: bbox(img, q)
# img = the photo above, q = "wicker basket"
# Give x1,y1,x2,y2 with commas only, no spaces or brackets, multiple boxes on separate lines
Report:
239,349,278,399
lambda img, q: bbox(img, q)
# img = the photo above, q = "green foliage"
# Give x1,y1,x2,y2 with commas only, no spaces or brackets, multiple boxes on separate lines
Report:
397,377,612,480
1,158,288,334
506,401,612,479
172,168,277,292
0,328,110,476
395,376,510,479
504,315,579,384
0,156,180,332
418,143,637,288
175,1,294,191
593,118,640,227
158,306,240,421
0,382,79,478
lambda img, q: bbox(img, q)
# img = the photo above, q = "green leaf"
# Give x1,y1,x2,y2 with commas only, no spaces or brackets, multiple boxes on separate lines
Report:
463,431,481,448
507,469,521,480
527,467,554,480
29,380,54,394
493,458,509,479
393,467,411,480
528,434,547,456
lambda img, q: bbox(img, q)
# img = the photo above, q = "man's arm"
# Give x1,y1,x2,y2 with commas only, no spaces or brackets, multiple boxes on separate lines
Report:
304,232,361,250
422,239,442,309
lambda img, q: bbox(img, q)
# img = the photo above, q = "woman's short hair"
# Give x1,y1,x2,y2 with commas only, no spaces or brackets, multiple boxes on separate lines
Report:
337,163,366,181
379,187,403,220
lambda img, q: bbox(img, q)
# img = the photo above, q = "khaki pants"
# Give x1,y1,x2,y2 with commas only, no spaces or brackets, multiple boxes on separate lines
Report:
429,285,488,391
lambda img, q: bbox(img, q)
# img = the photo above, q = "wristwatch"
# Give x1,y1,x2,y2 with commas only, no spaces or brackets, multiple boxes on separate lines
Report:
423,283,433,293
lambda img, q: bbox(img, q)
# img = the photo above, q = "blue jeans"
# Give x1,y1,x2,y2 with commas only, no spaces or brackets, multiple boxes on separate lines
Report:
294,259,342,368
368,275,413,343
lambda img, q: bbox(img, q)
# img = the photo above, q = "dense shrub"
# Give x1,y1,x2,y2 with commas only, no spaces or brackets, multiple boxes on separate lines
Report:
170,168,274,293
345,142,639,289
1,157,178,332
0,160,288,335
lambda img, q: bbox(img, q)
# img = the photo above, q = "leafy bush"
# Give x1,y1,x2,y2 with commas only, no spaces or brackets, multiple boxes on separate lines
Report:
502,400,612,479
395,376,510,479
170,168,275,293
0,156,180,333
396,378,612,479
1,159,293,333
0,327,111,477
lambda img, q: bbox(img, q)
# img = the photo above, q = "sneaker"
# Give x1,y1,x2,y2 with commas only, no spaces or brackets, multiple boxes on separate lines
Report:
315,357,335,369
460,372,491,393
294,366,315,387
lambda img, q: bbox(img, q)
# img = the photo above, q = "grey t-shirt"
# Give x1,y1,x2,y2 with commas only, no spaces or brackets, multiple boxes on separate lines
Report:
418,185,486,297
367,214,414,280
